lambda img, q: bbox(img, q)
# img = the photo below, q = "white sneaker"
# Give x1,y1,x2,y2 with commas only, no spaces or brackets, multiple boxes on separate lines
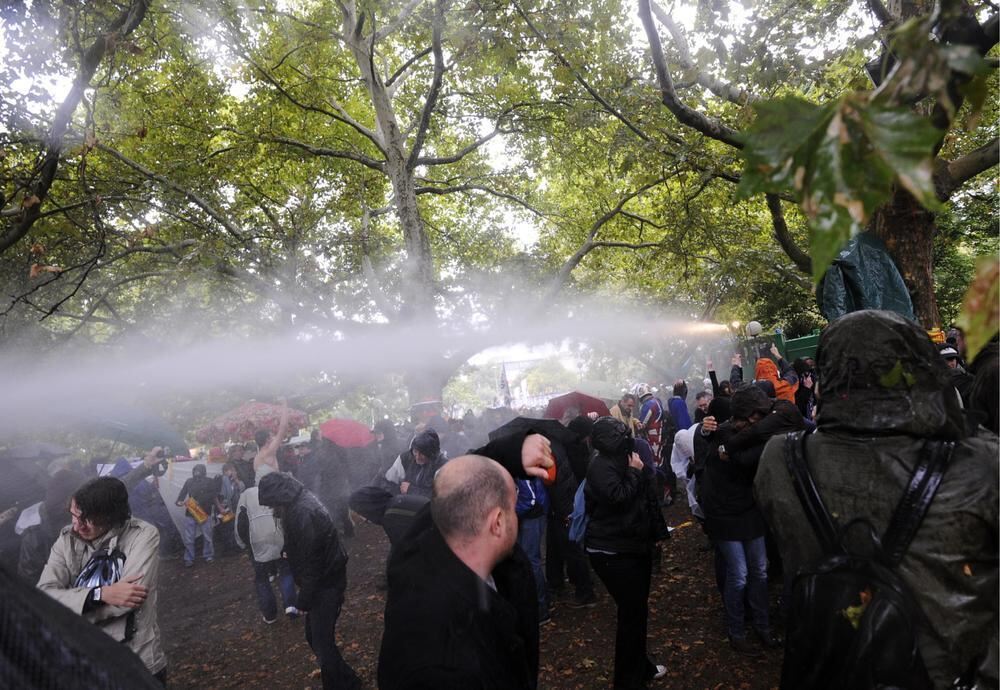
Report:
285,606,300,618
262,615,277,625
653,665,667,680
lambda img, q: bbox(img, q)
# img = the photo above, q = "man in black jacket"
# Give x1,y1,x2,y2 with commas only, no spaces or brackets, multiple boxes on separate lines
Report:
258,469,360,690
378,433,554,690
698,385,803,656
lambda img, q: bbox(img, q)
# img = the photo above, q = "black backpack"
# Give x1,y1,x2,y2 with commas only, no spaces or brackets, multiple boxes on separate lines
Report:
780,431,954,690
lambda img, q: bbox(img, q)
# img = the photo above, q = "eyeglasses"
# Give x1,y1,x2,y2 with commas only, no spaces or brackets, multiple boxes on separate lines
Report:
69,508,93,527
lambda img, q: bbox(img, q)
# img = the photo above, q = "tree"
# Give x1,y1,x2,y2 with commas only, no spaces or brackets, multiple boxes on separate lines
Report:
639,0,998,327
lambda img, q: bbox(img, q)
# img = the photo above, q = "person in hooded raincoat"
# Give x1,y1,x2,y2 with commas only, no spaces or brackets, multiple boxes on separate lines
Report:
753,344,799,404
258,470,360,690
584,417,667,689
754,310,998,689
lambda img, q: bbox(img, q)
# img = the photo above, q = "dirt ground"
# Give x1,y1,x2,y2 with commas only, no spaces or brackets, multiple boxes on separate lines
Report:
160,501,782,689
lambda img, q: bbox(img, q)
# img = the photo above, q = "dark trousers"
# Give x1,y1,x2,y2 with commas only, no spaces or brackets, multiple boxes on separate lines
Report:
545,516,594,600
589,551,656,689
305,586,360,690
252,557,297,620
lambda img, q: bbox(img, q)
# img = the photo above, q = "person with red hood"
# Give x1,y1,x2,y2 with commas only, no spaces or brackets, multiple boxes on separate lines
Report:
754,344,799,403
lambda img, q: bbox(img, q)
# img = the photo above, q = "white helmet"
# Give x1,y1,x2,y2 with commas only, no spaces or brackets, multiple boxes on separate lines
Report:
630,383,652,399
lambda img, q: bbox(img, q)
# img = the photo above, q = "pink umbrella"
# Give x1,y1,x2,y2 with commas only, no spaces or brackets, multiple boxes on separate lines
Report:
319,418,375,448
195,402,309,444
543,391,611,420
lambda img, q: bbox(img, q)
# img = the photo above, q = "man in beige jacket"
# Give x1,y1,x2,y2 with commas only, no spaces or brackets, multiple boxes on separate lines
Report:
38,474,167,681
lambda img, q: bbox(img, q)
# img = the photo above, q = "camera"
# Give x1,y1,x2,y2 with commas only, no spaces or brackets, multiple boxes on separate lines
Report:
151,446,171,476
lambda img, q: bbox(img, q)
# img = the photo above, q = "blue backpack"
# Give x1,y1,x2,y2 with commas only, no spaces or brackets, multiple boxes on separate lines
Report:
568,480,588,545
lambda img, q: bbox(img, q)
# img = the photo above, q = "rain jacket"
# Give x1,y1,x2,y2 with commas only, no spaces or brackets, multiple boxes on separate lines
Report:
754,357,798,404
754,310,998,689
234,486,284,563
37,518,166,674
384,449,447,498
257,472,347,611
378,428,540,690
584,417,653,555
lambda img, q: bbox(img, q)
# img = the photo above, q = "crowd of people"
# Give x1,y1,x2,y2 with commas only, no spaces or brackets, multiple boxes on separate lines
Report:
0,311,996,690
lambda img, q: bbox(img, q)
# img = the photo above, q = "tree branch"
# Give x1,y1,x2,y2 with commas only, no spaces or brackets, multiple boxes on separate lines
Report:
415,128,501,166
242,53,384,152
639,0,743,149
265,135,386,172
545,176,671,299
0,0,149,256
938,137,999,199
866,0,894,26
414,183,547,218
386,46,432,89
512,0,661,145
374,0,426,42
407,0,446,170
97,143,247,242
766,193,812,274
650,2,759,106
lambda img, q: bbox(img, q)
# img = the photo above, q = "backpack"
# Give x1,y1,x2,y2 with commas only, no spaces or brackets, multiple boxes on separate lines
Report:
568,480,587,545
780,431,954,690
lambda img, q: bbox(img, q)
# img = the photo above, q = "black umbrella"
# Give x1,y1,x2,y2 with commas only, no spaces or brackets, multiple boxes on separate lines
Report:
487,416,582,446
0,442,71,461
70,406,190,456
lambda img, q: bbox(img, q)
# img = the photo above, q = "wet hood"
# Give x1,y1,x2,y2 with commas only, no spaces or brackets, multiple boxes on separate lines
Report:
591,416,632,457
257,471,304,507
816,310,965,439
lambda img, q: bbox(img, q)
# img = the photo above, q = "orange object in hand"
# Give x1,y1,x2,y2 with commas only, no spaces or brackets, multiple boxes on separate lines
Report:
543,458,557,486
185,496,209,524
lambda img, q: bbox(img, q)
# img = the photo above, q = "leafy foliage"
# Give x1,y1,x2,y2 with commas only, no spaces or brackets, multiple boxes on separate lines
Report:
737,95,942,283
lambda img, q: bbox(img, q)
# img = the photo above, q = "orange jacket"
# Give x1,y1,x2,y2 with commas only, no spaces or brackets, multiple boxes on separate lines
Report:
755,357,799,403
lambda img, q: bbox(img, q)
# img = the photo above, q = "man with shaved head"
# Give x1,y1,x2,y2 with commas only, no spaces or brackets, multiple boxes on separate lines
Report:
378,431,553,690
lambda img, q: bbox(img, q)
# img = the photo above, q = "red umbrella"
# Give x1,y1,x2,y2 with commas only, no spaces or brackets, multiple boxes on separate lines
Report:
194,401,309,444
319,418,375,448
543,391,611,421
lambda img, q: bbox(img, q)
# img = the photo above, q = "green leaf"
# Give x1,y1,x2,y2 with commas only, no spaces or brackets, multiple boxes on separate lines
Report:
735,96,835,200
956,257,1000,362
878,360,917,388
739,93,944,283
858,104,943,212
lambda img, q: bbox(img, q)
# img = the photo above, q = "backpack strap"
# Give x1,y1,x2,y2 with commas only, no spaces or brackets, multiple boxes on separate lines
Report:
880,440,954,567
783,430,841,555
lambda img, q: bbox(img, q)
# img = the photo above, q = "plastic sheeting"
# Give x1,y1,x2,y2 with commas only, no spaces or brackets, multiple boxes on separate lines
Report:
817,233,916,322
154,461,226,539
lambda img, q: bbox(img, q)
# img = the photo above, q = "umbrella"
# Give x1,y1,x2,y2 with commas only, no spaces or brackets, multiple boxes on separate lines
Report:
319,418,375,448
487,416,582,446
0,442,71,461
543,391,611,421
78,406,191,456
195,402,309,444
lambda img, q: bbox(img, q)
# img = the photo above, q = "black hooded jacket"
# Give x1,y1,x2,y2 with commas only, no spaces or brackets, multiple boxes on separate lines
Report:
584,417,652,554
257,472,347,610
378,428,539,690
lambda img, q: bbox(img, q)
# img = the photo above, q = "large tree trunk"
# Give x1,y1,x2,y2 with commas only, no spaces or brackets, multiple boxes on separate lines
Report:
342,5,436,326
870,187,941,328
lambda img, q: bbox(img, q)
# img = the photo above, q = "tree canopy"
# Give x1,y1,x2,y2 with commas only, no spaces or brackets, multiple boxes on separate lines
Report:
1,0,996,419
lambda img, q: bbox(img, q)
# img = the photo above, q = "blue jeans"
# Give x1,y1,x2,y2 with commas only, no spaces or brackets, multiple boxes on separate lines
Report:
715,537,769,639
517,514,549,617
252,558,297,621
182,514,214,564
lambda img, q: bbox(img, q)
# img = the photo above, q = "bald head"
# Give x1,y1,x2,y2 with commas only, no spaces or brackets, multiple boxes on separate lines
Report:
432,455,513,541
